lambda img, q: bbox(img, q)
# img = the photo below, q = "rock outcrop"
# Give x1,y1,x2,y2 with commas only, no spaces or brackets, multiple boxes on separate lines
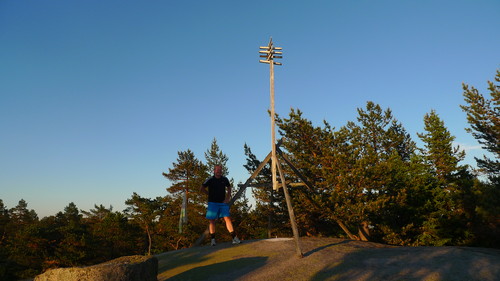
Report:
34,255,158,281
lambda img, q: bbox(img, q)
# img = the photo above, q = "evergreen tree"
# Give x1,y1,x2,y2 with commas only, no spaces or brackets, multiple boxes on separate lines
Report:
461,70,500,247
342,102,417,241
162,150,207,233
0,200,15,280
205,138,229,176
9,199,38,225
0,199,9,245
416,110,475,246
461,70,500,185
81,204,112,221
275,103,420,242
418,110,466,183
275,108,350,238
156,195,186,250
163,150,207,195
124,193,166,255
82,205,140,263
53,203,90,267
5,200,44,279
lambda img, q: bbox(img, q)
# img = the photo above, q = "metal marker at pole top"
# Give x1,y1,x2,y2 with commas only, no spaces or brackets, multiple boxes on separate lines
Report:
259,38,282,191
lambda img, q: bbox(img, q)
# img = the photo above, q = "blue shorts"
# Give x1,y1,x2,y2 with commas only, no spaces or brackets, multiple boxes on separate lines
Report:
206,202,230,220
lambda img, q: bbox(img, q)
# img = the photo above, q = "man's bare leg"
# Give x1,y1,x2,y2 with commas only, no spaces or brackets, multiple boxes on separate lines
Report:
209,219,217,245
209,219,216,234
223,217,234,233
224,217,241,244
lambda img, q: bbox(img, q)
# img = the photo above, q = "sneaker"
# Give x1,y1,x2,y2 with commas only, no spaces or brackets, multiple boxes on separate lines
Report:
232,236,241,245
211,238,216,246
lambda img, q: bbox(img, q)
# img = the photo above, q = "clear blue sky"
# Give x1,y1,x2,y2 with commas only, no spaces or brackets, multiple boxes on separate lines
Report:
1,1,499,218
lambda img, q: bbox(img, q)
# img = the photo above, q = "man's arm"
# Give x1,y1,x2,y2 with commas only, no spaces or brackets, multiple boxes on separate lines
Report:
200,184,208,195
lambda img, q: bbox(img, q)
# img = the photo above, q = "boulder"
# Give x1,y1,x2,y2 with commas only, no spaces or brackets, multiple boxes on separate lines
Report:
34,255,158,281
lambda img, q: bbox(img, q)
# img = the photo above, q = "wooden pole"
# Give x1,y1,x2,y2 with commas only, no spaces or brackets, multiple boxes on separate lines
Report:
270,61,278,191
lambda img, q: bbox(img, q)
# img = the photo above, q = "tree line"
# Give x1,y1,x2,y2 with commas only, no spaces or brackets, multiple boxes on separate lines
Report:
1,71,498,280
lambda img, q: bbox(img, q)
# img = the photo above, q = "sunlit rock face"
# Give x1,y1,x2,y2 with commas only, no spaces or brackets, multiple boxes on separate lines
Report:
34,255,158,281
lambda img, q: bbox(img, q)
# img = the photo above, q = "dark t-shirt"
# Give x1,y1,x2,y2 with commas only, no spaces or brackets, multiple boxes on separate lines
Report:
202,176,230,203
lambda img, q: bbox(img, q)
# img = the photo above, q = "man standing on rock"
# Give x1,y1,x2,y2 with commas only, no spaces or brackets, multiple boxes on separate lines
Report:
200,165,241,246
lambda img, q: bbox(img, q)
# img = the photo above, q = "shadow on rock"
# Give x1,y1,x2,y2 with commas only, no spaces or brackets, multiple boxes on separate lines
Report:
156,249,212,274
304,240,351,257
311,246,500,281
165,256,268,281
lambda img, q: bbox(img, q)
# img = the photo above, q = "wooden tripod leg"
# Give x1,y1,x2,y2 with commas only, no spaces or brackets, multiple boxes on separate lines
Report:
229,151,272,206
276,157,303,258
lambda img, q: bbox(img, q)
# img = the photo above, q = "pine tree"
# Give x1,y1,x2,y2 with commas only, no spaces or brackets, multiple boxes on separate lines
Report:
163,150,207,194
418,110,466,183
0,199,10,244
460,70,500,247
461,70,500,185
343,102,418,241
52,203,91,267
82,205,138,262
205,138,229,176
276,108,354,238
275,103,421,242
9,199,38,226
416,110,474,246
156,195,188,250
0,200,14,280
162,150,207,233
124,193,165,255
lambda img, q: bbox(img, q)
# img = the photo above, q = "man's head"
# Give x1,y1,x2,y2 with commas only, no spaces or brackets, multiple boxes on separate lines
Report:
214,165,223,178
